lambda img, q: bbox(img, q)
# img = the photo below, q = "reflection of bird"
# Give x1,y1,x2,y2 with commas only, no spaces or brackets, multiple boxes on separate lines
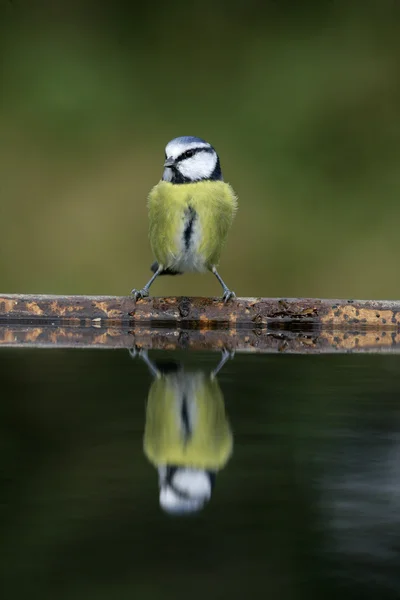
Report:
131,136,238,302
130,349,234,515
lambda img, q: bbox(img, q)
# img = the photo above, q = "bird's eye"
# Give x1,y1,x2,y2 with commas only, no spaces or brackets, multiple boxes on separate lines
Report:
184,149,194,159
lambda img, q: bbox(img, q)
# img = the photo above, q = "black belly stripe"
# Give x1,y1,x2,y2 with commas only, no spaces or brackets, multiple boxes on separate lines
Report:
181,394,192,441
184,206,196,250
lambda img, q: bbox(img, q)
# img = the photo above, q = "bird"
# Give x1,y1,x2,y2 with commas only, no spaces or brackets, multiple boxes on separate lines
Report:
131,136,238,302
130,347,234,515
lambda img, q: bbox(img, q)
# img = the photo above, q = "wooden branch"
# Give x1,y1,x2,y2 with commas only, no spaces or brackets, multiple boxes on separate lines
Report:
1,293,400,328
0,324,398,354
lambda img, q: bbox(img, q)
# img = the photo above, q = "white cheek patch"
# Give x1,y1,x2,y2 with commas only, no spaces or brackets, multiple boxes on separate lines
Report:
172,469,212,500
179,152,217,180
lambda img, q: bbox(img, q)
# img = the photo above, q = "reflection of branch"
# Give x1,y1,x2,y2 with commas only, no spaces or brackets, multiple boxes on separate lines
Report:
1,293,400,328
0,324,399,354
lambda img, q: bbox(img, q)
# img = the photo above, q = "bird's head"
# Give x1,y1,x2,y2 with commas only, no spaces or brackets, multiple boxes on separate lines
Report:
158,466,215,515
162,136,223,184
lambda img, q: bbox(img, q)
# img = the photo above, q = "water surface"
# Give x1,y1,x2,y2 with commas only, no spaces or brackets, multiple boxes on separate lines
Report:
1,348,400,599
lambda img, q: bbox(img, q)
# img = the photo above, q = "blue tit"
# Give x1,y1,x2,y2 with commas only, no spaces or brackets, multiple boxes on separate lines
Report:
131,136,238,303
130,349,233,515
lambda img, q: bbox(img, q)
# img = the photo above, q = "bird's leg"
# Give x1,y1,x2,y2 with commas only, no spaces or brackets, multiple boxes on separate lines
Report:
211,266,236,303
131,265,163,301
129,347,161,378
211,348,235,379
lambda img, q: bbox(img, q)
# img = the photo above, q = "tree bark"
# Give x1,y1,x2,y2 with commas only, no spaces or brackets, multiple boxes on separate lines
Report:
0,293,400,328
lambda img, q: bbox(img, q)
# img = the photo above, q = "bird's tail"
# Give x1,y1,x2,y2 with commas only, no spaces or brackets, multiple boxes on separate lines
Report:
150,261,182,276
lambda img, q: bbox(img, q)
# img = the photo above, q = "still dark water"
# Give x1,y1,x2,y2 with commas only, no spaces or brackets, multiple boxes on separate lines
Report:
1,348,400,599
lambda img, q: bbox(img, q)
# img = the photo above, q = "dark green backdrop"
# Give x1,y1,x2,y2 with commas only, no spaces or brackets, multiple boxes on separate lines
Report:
1,1,400,299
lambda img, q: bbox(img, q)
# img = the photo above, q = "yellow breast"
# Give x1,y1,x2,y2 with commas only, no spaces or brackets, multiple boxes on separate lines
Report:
143,372,233,470
147,180,238,272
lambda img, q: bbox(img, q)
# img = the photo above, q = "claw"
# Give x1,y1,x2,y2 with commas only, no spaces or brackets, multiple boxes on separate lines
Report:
130,288,149,301
129,346,146,360
221,348,235,360
211,346,235,378
129,345,146,358
128,346,139,359
222,289,236,303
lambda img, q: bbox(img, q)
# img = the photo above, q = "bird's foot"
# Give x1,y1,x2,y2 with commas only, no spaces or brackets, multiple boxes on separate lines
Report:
222,347,235,360
129,345,145,359
222,289,236,303
211,346,235,378
130,288,149,301
128,346,139,359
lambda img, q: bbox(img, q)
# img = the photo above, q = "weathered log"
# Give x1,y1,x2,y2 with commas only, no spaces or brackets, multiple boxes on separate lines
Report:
0,324,398,354
0,294,400,328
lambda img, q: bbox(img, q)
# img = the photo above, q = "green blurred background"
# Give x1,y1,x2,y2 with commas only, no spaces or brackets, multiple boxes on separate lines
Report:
2,0,400,299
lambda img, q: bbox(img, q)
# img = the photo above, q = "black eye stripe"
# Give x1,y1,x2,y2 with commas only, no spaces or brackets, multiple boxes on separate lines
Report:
162,147,222,184
176,146,213,162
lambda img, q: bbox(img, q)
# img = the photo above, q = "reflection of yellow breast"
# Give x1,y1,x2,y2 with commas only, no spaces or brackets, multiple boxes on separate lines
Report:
143,372,233,470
